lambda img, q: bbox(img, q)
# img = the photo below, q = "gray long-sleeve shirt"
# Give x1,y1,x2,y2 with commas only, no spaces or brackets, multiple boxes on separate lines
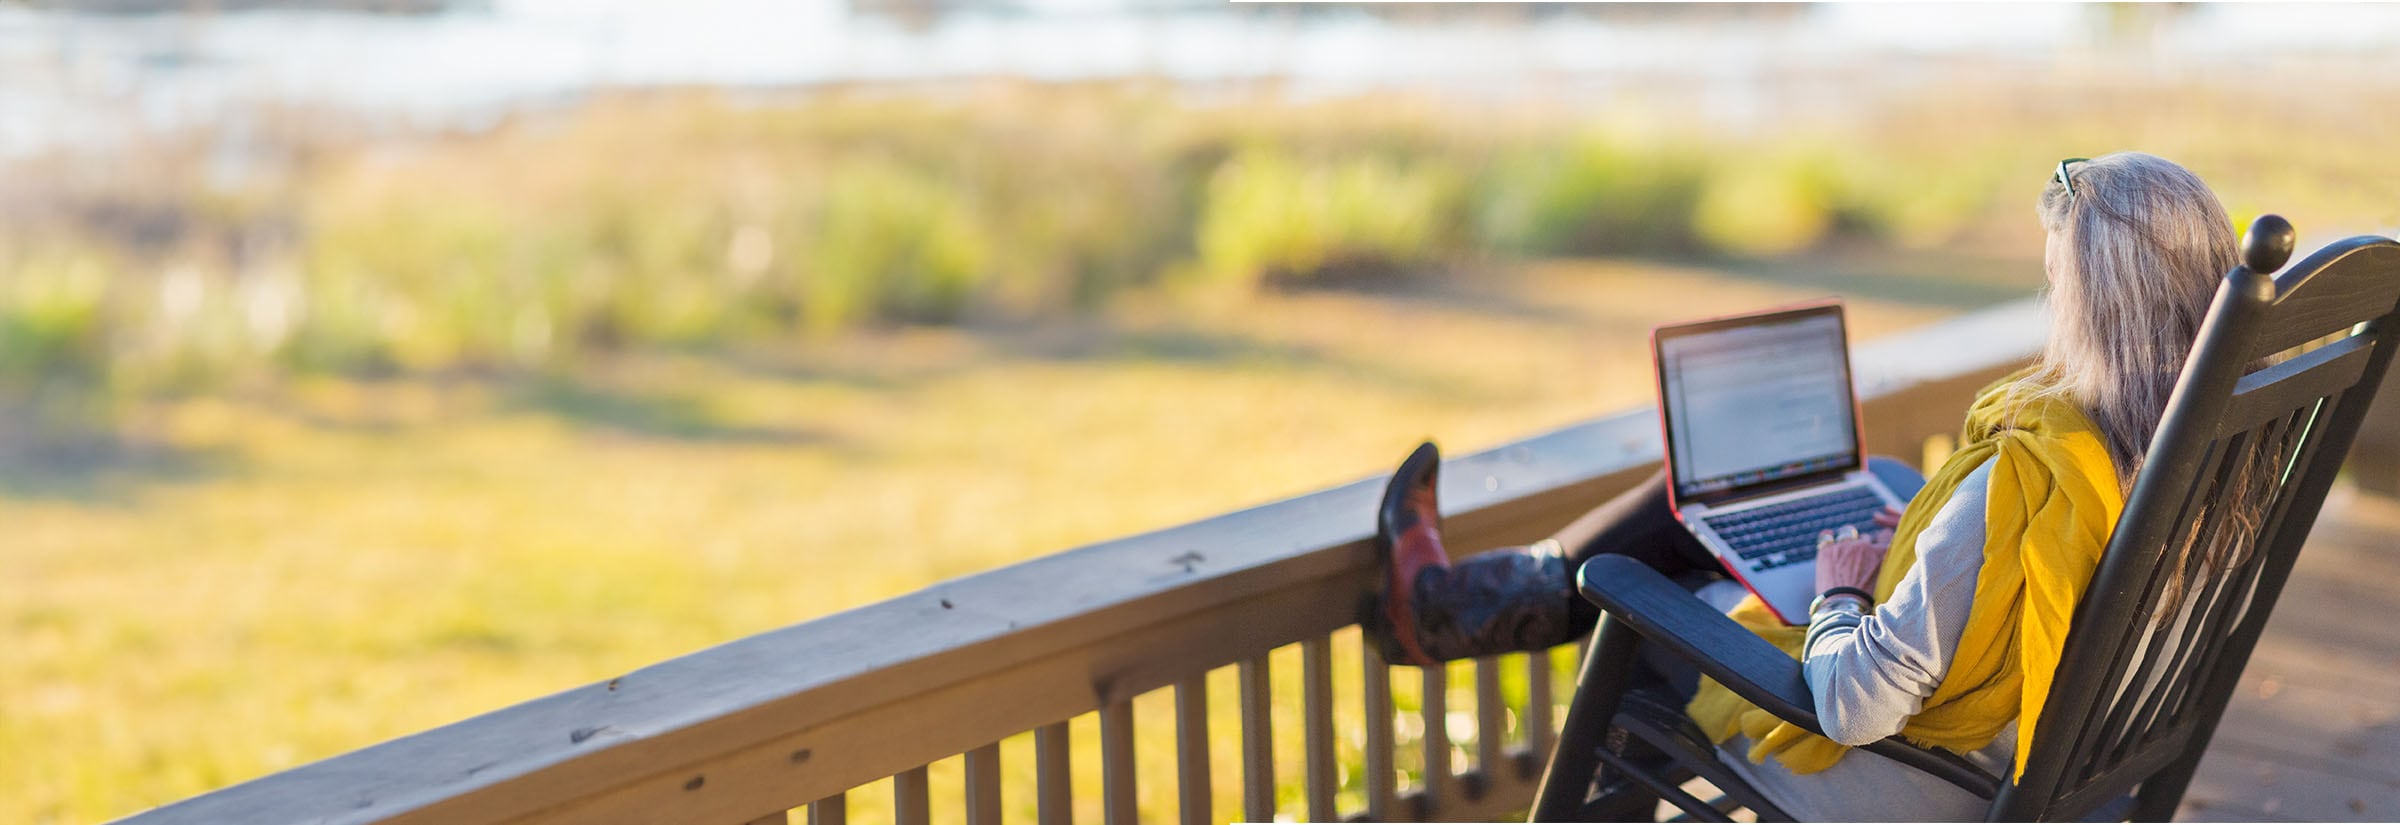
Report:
1712,458,2014,822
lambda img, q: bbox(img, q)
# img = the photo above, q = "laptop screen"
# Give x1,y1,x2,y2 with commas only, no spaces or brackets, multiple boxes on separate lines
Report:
1657,307,1859,499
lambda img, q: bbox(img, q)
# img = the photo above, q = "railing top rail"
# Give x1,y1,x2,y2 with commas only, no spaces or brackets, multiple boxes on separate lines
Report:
114,298,2051,825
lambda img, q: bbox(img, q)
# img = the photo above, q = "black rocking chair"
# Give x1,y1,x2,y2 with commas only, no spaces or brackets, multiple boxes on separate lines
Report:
1527,216,2400,822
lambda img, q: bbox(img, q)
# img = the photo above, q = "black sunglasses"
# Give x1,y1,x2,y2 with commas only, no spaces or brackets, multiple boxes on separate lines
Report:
2055,157,2090,197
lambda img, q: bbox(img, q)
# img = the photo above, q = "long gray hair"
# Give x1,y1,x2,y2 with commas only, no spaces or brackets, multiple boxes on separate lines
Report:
2031,152,2238,488
2033,152,2266,621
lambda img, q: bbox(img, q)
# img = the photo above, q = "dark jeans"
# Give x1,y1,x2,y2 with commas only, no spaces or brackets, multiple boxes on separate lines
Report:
1559,457,1928,697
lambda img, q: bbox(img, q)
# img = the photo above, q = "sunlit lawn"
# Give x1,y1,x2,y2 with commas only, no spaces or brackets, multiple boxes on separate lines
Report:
0,253,2034,824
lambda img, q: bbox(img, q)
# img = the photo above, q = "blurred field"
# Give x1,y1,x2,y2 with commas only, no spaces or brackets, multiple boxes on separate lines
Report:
7,71,2399,824
7,77,2398,418
2,248,2023,824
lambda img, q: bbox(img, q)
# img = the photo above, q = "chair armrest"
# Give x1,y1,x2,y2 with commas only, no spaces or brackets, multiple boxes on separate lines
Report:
1575,555,2002,799
1576,555,1822,728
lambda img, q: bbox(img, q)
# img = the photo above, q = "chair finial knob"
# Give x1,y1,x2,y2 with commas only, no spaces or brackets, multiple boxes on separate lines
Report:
2243,214,2296,274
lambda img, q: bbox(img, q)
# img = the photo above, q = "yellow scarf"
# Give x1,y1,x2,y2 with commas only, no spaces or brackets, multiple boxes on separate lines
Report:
1685,370,2124,779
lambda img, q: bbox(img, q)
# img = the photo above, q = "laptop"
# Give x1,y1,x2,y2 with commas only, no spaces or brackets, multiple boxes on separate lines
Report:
1651,300,1903,625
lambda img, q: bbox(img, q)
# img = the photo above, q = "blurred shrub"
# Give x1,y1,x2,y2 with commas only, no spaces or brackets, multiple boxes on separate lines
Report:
1689,148,1841,258
1817,139,2027,251
1195,146,1468,288
0,248,111,386
1477,132,1708,256
301,195,513,372
0,247,117,431
266,91,1202,374
803,158,994,332
1833,160,2004,250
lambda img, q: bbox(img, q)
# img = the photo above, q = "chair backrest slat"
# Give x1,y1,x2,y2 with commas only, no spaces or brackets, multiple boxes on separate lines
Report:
2148,526,2261,732
2073,421,2257,786
2068,500,2193,784
2217,333,2377,438
2062,432,2267,795
2055,726,2193,815
2246,248,2400,356
1989,226,2400,821
2104,476,2264,771
2159,391,2343,727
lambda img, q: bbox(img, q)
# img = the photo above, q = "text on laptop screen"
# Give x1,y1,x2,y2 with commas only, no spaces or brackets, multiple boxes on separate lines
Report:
1660,313,1858,497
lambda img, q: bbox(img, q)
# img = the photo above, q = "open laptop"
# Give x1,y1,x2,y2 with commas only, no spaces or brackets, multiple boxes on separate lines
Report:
1651,300,1902,625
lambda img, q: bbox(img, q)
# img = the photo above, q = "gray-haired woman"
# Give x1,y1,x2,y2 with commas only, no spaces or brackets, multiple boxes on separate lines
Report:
1371,152,2242,821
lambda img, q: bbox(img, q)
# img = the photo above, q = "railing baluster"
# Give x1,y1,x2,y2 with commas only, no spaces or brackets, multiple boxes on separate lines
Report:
1475,656,1504,784
896,766,932,825
1239,656,1276,822
1175,676,1212,825
1422,663,1450,803
1524,646,1554,771
1302,637,1337,822
1363,644,1397,820
1037,722,1072,825
967,742,1003,825
1102,700,1137,825
808,793,846,825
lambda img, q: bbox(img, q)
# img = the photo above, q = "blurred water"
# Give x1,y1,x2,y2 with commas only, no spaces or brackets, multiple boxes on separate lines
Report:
5,2,2400,158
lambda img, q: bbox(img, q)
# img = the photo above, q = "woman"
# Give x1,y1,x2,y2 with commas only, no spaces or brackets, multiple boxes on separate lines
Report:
1371,152,2239,821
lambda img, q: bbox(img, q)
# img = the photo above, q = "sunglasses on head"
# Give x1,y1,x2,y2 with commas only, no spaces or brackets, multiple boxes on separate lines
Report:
2055,157,2090,198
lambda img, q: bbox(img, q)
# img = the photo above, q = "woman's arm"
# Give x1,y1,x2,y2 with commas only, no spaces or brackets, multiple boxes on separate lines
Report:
1802,460,1995,746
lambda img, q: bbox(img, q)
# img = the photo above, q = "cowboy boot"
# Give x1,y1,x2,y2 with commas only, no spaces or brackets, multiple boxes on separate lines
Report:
1373,442,1581,666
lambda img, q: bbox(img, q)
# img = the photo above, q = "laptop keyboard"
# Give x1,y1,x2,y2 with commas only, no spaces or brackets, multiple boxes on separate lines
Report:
1700,487,1886,572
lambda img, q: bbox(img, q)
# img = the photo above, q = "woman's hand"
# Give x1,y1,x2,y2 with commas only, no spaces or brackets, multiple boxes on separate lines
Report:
1871,505,1903,531
1814,506,1901,595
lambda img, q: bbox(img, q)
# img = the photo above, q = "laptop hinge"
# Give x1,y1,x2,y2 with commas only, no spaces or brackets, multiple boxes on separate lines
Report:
1690,466,1861,508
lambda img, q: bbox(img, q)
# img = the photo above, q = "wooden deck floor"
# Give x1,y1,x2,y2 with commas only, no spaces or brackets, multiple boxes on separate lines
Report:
2178,484,2400,821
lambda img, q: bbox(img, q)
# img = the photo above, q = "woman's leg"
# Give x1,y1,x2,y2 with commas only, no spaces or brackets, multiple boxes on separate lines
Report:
1550,469,1717,574
1380,449,1926,667
1377,445,1721,665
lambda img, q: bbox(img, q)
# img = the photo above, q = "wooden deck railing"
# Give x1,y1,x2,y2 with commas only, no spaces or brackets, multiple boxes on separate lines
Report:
110,296,2400,825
